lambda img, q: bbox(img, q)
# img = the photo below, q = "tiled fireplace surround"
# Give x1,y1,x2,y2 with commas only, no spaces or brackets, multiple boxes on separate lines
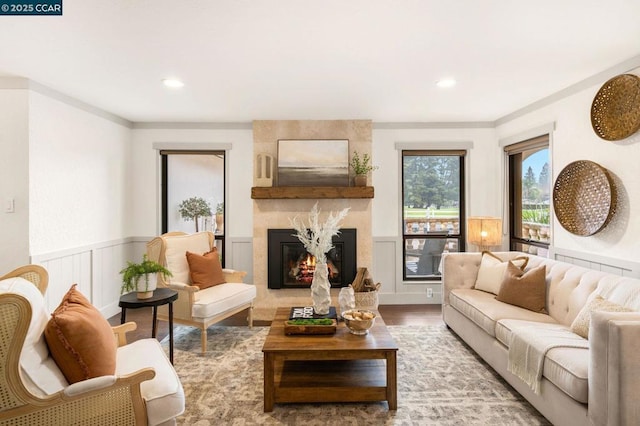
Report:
252,120,373,320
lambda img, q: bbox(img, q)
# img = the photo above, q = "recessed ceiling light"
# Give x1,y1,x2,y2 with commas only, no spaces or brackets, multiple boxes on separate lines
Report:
162,78,184,88
436,78,457,88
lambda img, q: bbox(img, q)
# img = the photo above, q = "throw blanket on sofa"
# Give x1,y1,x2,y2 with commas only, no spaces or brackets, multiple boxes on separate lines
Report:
508,325,589,394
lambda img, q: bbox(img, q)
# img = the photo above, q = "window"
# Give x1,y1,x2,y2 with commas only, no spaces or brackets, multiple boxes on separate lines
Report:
505,135,550,257
402,150,466,280
160,150,226,264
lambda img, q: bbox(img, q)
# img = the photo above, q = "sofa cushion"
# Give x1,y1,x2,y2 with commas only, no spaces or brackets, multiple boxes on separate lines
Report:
164,232,211,284
449,288,556,337
570,295,632,339
475,251,529,295
0,277,68,396
496,319,588,403
44,284,117,384
497,263,547,313
116,338,185,425
192,283,256,319
186,248,225,289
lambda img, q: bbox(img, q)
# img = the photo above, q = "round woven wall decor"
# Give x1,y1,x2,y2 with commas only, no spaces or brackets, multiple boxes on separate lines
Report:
591,74,640,141
553,161,616,236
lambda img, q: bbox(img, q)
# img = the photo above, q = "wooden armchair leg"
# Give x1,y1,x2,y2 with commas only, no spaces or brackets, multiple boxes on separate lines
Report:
201,327,207,354
248,306,254,328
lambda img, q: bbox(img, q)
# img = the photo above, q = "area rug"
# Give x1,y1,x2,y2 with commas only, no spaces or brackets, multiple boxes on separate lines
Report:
162,325,550,425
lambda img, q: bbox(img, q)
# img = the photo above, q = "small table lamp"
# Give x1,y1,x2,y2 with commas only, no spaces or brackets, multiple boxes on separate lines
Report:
467,217,502,251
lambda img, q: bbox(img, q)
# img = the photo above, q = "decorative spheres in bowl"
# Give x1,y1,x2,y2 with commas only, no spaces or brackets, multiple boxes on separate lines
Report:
342,309,376,335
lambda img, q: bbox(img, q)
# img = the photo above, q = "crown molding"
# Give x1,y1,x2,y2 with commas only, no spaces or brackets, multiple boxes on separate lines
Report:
495,54,640,126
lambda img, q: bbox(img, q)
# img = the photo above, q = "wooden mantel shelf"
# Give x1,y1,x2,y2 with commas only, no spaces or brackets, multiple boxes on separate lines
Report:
251,186,374,199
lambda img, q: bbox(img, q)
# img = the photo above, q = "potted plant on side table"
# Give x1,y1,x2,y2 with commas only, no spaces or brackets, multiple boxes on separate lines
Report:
350,151,378,187
120,255,173,299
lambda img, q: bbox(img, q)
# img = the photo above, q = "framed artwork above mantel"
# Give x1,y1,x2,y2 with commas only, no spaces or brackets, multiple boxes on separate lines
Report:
277,139,349,187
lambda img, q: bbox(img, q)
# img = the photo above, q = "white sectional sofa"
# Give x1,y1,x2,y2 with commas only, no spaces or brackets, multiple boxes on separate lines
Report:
442,251,640,426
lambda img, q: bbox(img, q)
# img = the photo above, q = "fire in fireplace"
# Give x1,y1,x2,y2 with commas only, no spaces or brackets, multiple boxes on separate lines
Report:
267,228,357,289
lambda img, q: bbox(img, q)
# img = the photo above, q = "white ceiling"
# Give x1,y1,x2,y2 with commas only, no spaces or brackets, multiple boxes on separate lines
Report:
1,0,639,123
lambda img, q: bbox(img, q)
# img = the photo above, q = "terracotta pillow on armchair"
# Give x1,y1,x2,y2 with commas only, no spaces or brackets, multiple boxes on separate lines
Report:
186,248,226,289
44,284,117,384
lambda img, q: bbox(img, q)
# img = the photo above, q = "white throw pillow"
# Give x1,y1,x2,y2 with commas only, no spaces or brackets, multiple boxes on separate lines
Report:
164,232,211,284
474,252,529,295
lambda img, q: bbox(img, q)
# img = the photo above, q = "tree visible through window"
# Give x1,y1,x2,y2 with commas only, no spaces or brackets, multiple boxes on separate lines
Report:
506,135,550,256
160,150,226,264
402,151,465,280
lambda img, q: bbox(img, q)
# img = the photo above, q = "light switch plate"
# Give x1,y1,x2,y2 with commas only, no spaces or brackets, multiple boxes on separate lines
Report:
5,198,15,213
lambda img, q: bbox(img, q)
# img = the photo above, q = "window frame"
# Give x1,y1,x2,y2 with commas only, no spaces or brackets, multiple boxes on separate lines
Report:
401,149,466,281
160,149,227,265
504,135,550,255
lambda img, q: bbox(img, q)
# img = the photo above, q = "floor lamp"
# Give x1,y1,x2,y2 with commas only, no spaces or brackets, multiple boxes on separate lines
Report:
467,217,502,252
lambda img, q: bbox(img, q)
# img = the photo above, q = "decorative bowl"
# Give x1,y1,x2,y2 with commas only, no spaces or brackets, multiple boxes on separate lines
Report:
342,309,376,335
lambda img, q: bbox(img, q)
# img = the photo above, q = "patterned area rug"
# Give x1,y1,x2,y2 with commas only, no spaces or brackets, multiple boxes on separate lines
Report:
162,325,551,425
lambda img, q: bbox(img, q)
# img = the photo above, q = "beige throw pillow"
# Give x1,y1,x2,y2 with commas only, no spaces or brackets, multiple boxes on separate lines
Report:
474,251,529,295
496,262,547,313
570,295,632,339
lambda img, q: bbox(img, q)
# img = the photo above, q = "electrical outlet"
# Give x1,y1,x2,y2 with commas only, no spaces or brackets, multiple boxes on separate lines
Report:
426,288,433,298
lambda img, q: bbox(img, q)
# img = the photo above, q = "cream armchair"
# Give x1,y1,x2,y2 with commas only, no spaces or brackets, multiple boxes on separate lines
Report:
146,231,256,353
0,266,184,426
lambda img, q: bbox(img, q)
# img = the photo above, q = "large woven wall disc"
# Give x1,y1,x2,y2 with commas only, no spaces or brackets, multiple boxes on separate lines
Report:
591,74,640,141
553,161,616,236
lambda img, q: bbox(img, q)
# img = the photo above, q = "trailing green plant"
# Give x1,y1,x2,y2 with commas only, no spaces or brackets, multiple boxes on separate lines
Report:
216,202,224,215
350,151,378,175
120,254,172,294
178,196,212,231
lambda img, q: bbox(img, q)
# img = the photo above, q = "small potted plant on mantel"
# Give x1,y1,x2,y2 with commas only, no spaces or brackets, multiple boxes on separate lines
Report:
350,151,378,187
120,255,173,299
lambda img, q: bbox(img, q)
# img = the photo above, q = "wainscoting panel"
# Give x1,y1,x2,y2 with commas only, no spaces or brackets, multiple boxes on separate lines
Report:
36,249,93,315
373,237,442,305
553,247,640,278
227,237,254,284
31,237,150,318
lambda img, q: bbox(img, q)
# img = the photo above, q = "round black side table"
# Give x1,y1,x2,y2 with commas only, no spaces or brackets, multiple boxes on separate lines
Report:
119,288,178,364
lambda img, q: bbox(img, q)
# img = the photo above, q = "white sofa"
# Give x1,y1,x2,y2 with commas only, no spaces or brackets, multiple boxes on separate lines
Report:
442,252,640,426
0,274,185,426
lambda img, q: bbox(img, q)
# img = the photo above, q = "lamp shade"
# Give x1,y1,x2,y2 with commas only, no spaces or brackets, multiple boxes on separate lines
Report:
467,217,502,250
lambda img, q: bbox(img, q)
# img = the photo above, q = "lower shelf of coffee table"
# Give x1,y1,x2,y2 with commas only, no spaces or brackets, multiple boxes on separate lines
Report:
274,359,388,404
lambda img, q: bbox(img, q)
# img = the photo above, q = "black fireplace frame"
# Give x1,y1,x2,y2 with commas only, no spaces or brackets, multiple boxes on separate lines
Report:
267,228,357,289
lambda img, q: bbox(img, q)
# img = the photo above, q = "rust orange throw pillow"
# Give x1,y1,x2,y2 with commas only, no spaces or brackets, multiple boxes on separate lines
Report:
44,284,116,384
496,262,547,313
186,248,226,289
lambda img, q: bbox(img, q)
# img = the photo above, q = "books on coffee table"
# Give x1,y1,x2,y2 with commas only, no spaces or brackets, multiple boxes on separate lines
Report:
289,306,337,320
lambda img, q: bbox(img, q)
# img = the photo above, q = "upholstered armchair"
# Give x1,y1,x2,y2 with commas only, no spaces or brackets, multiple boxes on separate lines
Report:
146,231,256,353
0,267,185,426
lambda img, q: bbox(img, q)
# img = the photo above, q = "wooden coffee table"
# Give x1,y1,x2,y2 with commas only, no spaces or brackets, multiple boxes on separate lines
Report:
262,307,398,412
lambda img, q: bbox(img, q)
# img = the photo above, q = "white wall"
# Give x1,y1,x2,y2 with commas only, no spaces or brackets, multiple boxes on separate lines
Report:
496,66,640,264
371,127,500,237
371,126,499,304
130,128,253,238
28,91,132,255
0,88,29,272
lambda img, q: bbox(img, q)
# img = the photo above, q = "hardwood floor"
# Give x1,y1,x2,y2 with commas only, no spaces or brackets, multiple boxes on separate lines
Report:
107,304,444,343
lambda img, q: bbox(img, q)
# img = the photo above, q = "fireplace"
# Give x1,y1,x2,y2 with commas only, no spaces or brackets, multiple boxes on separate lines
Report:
267,228,357,289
